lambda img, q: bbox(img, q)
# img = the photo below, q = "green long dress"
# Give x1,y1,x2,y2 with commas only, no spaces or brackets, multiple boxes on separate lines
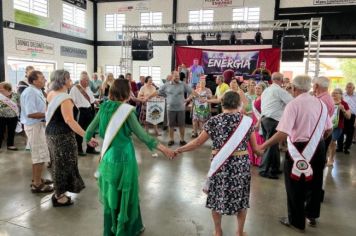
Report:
85,100,158,236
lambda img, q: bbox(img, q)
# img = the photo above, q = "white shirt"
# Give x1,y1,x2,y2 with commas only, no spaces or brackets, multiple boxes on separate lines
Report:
343,92,356,114
261,83,293,121
69,85,95,108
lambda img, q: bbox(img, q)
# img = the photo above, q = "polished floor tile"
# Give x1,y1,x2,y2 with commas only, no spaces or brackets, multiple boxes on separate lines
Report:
0,132,355,236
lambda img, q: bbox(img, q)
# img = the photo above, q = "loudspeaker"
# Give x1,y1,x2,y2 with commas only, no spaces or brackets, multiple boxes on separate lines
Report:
132,50,153,61
281,35,305,62
132,39,153,50
281,51,304,62
282,35,305,50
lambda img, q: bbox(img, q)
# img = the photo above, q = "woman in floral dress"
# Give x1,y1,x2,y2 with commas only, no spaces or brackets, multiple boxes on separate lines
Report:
176,91,262,236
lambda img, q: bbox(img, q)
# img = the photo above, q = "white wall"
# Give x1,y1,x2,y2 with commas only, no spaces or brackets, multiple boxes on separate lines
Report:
280,0,356,8
3,29,94,78
97,0,173,41
2,0,94,81
98,45,172,81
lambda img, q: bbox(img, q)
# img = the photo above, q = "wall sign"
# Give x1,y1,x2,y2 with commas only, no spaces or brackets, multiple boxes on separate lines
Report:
117,1,150,12
61,46,87,58
14,9,49,28
203,0,237,8
61,22,87,38
16,38,54,55
63,0,87,10
314,0,356,5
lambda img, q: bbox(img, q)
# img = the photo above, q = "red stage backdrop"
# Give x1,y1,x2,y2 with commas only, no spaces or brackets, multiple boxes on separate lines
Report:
176,46,281,75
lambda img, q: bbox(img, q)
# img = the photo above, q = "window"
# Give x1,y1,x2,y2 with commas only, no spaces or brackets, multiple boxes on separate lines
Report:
232,7,260,28
64,62,86,82
105,65,126,78
105,14,126,32
63,3,86,28
139,66,161,86
14,0,48,17
140,12,162,26
188,10,214,30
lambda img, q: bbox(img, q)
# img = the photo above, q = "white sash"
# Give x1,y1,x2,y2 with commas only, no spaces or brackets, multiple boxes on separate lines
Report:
46,93,72,125
208,115,253,177
287,101,327,181
0,93,19,116
100,103,135,161
252,100,261,120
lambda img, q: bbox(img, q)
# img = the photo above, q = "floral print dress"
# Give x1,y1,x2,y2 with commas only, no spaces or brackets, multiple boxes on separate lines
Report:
203,112,253,215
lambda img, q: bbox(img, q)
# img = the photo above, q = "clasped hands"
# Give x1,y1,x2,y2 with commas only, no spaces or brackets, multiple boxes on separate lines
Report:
160,146,184,160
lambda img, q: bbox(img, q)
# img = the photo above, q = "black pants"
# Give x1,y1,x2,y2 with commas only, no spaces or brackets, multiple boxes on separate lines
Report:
0,116,18,148
337,114,355,151
284,141,326,230
75,107,95,153
260,117,280,175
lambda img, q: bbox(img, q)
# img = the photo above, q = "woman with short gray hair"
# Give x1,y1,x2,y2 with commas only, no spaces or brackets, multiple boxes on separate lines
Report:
45,69,98,207
176,91,262,236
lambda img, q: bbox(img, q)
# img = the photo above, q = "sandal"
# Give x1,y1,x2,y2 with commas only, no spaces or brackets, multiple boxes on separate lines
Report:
51,194,73,207
7,146,18,151
31,178,53,185
31,183,54,193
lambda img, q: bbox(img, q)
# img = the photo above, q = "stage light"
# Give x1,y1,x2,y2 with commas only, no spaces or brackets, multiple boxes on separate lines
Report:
168,34,175,45
216,33,222,43
255,31,263,44
230,33,236,45
201,33,206,42
186,33,193,45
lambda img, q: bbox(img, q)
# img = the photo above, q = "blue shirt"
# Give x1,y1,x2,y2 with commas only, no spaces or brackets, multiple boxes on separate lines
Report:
190,65,204,84
20,85,46,125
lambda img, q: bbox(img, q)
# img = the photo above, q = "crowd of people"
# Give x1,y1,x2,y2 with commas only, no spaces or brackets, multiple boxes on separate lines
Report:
0,63,355,236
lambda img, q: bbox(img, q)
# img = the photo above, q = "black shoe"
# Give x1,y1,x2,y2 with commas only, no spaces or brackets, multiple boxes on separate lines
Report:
336,149,343,153
51,194,73,207
274,170,283,175
279,217,305,232
268,174,279,179
168,141,174,146
259,172,269,178
86,150,100,155
78,151,87,156
179,140,187,146
344,150,350,154
307,218,317,227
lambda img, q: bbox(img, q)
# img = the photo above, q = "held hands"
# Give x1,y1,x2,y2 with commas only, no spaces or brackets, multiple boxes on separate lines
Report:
160,145,176,160
88,138,99,148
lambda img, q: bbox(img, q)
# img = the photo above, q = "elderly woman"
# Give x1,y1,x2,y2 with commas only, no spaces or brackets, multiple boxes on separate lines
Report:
138,76,160,135
327,88,351,166
248,82,267,166
46,70,98,207
244,79,257,116
176,91,261,236
85,79,174,236
101,73,115,100
0,82,20,150
187,78,212,138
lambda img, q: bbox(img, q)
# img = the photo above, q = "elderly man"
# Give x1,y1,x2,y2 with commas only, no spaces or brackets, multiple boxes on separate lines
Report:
21,70,53,193
70,71,98,156
158,71,197,146
261,75,332,231
313,76,334,148
260,72,293,179
337,82,356,154
90,73,102,99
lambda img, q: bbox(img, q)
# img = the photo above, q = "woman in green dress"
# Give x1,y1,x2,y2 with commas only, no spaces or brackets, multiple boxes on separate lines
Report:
85,79,174,236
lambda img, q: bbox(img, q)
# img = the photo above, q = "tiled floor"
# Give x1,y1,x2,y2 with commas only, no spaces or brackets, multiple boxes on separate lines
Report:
0,131,355,236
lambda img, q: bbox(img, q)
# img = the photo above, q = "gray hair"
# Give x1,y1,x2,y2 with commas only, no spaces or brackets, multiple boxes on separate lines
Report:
333,88,343,97
50,69,70,91
222,91,241,109
80,71,89,81
271,72,283,81
257,81,267,91
312,76,330,89
217,75,224,82
292,75,312,92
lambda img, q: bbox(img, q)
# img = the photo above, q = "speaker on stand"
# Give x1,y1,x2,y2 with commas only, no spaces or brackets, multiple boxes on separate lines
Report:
281,35,306,62
132,38,153,61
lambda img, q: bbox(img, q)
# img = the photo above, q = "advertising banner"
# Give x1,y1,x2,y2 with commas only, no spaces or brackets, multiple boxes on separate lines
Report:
146,98,165,125
16,38,54,55
61,22,87,38
202,50,259,75
60,46,87,58
14,9,49,28
63,0,87,10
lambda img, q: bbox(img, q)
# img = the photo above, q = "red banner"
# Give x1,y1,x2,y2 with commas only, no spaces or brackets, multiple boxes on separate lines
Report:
175,46,281,76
